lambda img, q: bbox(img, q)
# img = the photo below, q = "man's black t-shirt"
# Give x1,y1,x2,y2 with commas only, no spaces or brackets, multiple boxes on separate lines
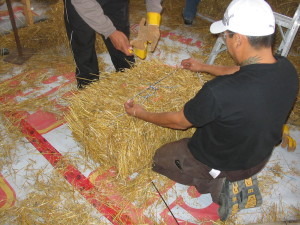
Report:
184,56,298,171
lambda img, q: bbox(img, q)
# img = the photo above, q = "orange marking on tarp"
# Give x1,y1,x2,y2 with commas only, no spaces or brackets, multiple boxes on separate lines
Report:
88,167,117,185
178,37,193,45
8,80,21,87
5,111,29,123
54,103,69,113
42,75,59,84
0,5,39,18
38,75,75,98
160,31,203,48
25,110,64,134
160,30,169,38
161,196,219,224
19,119,146,225
42,73,75,85
187,186,201,198
88,168,154,224
0,174,16,210
63,72,76,81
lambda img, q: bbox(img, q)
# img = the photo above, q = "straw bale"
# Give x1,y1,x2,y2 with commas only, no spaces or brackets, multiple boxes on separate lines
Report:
65,59,203,203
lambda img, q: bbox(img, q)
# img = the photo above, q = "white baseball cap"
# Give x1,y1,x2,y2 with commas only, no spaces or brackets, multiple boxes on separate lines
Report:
210,0,275,36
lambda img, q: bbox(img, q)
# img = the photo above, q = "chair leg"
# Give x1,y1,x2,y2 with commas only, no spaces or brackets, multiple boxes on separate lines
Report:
21,0,33,25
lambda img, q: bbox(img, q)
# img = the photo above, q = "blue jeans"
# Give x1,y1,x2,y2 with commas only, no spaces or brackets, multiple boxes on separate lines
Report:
183,0,201,21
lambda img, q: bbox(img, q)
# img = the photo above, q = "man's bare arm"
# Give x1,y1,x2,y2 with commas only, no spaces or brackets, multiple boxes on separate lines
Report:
181,58,240,76
124,100,192,130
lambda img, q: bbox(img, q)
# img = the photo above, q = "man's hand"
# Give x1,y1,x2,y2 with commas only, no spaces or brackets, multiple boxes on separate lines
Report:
181,58,204,72
124,99,145,117
109,30,133,56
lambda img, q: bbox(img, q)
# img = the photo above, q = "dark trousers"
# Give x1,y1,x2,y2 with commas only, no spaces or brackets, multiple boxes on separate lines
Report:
153,138,269,203
63,0,135,85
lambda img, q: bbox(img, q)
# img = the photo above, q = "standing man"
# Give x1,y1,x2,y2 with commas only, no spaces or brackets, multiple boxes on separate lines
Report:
124,0,298,221
183,0,201,25
64,0,162,89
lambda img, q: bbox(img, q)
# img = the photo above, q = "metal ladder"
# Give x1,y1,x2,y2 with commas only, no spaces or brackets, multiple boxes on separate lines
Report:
206,4,300,65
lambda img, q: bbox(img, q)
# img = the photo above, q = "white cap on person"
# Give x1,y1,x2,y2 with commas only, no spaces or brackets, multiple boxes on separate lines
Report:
210,0,275,36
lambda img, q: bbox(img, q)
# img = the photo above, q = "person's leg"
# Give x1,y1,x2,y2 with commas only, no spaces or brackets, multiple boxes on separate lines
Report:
183,0,201,25
63,0,100,88
193,177,225,203
153,138,268,221
100,0,135,71
153,138,195,185
152,138,225,203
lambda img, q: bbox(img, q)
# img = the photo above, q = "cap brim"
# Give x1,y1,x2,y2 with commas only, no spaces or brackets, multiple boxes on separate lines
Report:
210,20,227,34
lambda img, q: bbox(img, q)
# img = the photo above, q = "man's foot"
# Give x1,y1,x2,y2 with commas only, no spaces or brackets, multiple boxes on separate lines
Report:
77,82,87,89
182,13,193,25
77,77,99,89
184,19,193,25
218,175,262,221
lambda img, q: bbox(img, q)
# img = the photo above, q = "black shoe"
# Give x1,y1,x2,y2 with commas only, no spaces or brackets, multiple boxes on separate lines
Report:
77,77,99,89
182,13,193,25
184,19,193,25
218,175,262,221
77,82,87,89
